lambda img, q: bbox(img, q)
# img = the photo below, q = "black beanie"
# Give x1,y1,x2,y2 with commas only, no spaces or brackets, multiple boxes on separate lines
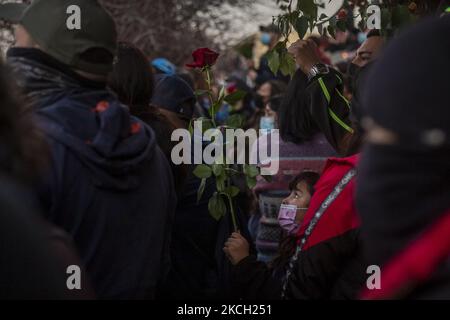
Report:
151,74,196,119
362,16,450,149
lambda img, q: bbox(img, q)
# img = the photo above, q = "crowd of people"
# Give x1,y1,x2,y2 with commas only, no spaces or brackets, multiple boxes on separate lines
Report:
0,0,449,300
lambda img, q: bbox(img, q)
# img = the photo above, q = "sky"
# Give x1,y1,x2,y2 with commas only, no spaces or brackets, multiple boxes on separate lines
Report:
0,0,283,54
203,0,282,46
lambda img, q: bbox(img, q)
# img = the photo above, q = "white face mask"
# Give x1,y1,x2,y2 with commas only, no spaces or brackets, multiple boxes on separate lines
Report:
277,204,308,235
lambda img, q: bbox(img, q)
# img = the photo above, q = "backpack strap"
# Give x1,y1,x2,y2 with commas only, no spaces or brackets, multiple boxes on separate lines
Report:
281,168,357,298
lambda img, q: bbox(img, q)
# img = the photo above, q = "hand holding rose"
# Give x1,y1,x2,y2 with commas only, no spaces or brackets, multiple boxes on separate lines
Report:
287,39,321,74
223,232,249,266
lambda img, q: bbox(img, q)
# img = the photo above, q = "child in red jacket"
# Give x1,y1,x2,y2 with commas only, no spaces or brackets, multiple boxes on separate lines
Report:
224,155,367,299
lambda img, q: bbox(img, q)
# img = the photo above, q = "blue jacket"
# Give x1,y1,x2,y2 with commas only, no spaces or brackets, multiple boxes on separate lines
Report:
35,87,176,299
7,47,177,299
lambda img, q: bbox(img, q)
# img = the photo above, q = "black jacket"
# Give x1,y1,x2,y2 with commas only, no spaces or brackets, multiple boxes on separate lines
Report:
285,229,366,299
161,147,255,300
230,230,366,300
306,69,354,155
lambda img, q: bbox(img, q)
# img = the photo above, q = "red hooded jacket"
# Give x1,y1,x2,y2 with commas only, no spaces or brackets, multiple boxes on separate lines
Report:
285,154,367,299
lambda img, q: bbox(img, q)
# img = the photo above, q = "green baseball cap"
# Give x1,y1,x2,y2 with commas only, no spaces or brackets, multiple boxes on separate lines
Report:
0,0,117,76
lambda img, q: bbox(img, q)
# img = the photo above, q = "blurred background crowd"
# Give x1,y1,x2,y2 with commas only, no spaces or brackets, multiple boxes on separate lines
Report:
0,0,449,300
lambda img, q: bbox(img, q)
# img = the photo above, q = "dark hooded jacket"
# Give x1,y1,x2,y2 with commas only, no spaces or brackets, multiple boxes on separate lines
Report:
7,48,176,299
356,16,450,299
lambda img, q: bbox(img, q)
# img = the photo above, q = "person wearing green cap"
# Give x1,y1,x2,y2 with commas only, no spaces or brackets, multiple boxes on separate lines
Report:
0,0,176,299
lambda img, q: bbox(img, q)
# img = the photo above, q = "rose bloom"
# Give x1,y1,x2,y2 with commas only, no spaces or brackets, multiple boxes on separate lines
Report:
186,48,219,69
226,82,238,95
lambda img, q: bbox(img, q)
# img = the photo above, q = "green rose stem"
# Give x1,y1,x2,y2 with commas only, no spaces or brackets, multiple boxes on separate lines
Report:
203,67,216,127
225,169,238,232
225,168,240,174
198,61,240,232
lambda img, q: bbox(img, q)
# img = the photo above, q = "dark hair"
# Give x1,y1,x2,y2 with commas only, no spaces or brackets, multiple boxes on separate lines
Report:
288,170,320,195
133,104,187,195
268,94,284,112
278,69,318,144
108,43,188,193
267,79,287,98
367,29,381,38
245,79,287,129
108,42,154,109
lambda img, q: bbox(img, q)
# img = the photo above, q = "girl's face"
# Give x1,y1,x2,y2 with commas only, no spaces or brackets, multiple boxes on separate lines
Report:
257,82,272,105
282,181,312,224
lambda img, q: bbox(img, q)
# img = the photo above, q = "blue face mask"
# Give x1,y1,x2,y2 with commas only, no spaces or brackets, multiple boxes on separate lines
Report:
260,33,271,46
357,32,367,44
260,116,275,132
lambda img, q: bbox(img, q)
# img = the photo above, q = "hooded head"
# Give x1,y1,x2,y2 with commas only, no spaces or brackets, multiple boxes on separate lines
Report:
1,1,156,192
356,16,450,266
151,74,196,126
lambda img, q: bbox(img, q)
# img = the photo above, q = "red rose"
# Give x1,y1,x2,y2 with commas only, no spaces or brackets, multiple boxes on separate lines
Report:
337,9,347,20
186,48,219,69
227,82,237,94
